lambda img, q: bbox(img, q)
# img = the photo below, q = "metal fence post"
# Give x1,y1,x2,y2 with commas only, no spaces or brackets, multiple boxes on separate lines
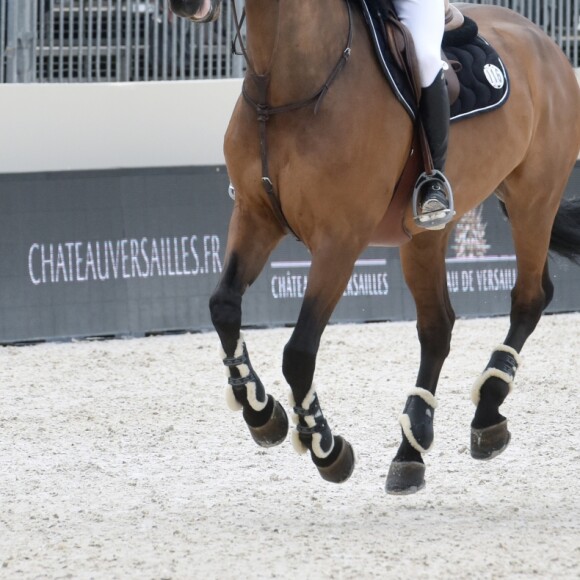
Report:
0,0,6,83
5,0,36,82
231,0,244,78
2,0,579,84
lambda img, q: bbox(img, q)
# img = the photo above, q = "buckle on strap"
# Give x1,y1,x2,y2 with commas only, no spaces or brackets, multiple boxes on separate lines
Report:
292,397,320,417
223,354,248,367
296,421,328,435
228,375,254,387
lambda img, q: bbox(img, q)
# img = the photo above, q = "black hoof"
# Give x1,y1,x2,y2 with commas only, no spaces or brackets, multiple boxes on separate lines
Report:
385,460,426,495
471,419,511,460
313,436,355,484
247,397,289,448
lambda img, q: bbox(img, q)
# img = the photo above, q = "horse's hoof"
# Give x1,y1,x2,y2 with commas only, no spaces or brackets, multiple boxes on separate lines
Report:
471,419,511,460
385,460,426,495
313,436,355,484
247,397,289,447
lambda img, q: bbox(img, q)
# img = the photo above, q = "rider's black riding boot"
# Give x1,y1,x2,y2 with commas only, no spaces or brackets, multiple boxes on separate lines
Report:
414,70,454,230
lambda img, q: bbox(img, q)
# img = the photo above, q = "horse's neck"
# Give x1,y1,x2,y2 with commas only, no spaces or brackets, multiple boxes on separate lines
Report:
244,0,280,75
245,0,350,104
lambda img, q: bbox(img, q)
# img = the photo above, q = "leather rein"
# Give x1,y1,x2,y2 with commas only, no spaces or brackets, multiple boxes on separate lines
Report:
231,0,354,240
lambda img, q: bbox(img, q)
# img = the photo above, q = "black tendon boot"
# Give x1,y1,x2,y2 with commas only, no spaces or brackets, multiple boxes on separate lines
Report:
413,70,455,230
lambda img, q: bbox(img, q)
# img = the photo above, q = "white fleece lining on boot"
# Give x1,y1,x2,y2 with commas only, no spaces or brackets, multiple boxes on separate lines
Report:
291,429,308,455
407,387,438,409
288,386,334,459
220,333,267,413
471,344,522,406
219,331,245,361
471,368,515,406
288,390,298,418
396,388,437,454
288,388,314,424
299,385,316,410
494,344,523,366
399,413,433,454
225,385,243,411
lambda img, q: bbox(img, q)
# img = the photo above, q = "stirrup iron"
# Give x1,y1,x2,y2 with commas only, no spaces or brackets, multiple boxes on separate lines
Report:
412,170,455,230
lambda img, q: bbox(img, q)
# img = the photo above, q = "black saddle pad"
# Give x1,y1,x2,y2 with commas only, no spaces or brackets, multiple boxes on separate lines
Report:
358,0,510,123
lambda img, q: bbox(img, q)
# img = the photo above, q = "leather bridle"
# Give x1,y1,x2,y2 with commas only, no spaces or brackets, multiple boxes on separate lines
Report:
230,0,354,239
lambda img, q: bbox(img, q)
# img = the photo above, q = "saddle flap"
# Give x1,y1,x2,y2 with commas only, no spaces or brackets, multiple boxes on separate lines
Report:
443,55,461,106
385,16,421,105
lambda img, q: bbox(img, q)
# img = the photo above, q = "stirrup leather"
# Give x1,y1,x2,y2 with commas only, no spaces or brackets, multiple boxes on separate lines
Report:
412,170,455,230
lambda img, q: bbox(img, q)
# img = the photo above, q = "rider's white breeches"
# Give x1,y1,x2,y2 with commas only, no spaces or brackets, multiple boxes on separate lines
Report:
391,0,445,87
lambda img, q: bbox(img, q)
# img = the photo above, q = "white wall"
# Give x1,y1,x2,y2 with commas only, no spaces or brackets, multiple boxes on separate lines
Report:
0,80,243,174
2,72,579,174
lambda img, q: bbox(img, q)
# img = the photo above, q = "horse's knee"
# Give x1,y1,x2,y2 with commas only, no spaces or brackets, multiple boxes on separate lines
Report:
542,275,554,309
510,302,543,329
209,287,241,331
209,287,242,354
510,287,545,331
417,316,454,359
282,342,316,401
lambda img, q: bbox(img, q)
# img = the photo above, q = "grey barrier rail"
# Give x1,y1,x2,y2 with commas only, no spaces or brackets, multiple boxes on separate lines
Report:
1,0,580,83
461,0,580,67
1,163,580,344
1,0,244,83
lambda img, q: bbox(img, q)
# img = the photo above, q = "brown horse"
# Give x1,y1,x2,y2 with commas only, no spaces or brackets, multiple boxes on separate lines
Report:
169,0,580,493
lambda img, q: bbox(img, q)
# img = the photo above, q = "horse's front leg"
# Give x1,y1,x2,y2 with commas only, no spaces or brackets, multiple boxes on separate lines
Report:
283,244,364,484
386,232,455,494
209,204,288,447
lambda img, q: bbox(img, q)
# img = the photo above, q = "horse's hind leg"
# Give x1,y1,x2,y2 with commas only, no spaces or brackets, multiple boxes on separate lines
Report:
283,244,363,484
209,205,288,447
386,232,455,494
470,197,558,459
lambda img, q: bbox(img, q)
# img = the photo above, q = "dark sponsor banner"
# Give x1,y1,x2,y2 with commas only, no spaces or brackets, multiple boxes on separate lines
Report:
0,167,229,341
1,165,579,342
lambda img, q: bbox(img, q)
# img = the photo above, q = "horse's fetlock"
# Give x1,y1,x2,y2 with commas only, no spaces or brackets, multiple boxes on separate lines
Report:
479,378,510,406
242,394,275,428
418,322,453,359
543,277,555,308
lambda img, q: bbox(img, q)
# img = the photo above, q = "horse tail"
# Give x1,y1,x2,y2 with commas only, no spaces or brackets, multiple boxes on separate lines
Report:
548,199,580,265
497,198,580,265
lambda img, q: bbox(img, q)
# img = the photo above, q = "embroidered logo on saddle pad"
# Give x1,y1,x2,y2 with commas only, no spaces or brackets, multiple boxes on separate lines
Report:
360,1,510,123
484,63,506,90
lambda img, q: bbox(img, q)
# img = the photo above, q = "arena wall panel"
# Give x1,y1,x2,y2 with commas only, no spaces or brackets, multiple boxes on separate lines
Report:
1,81,579,342
1,164,580,343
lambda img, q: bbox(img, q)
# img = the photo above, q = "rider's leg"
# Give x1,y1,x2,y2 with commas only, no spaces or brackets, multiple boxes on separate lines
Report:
419,71,452,219
392,0,454,229
393,0,445,89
